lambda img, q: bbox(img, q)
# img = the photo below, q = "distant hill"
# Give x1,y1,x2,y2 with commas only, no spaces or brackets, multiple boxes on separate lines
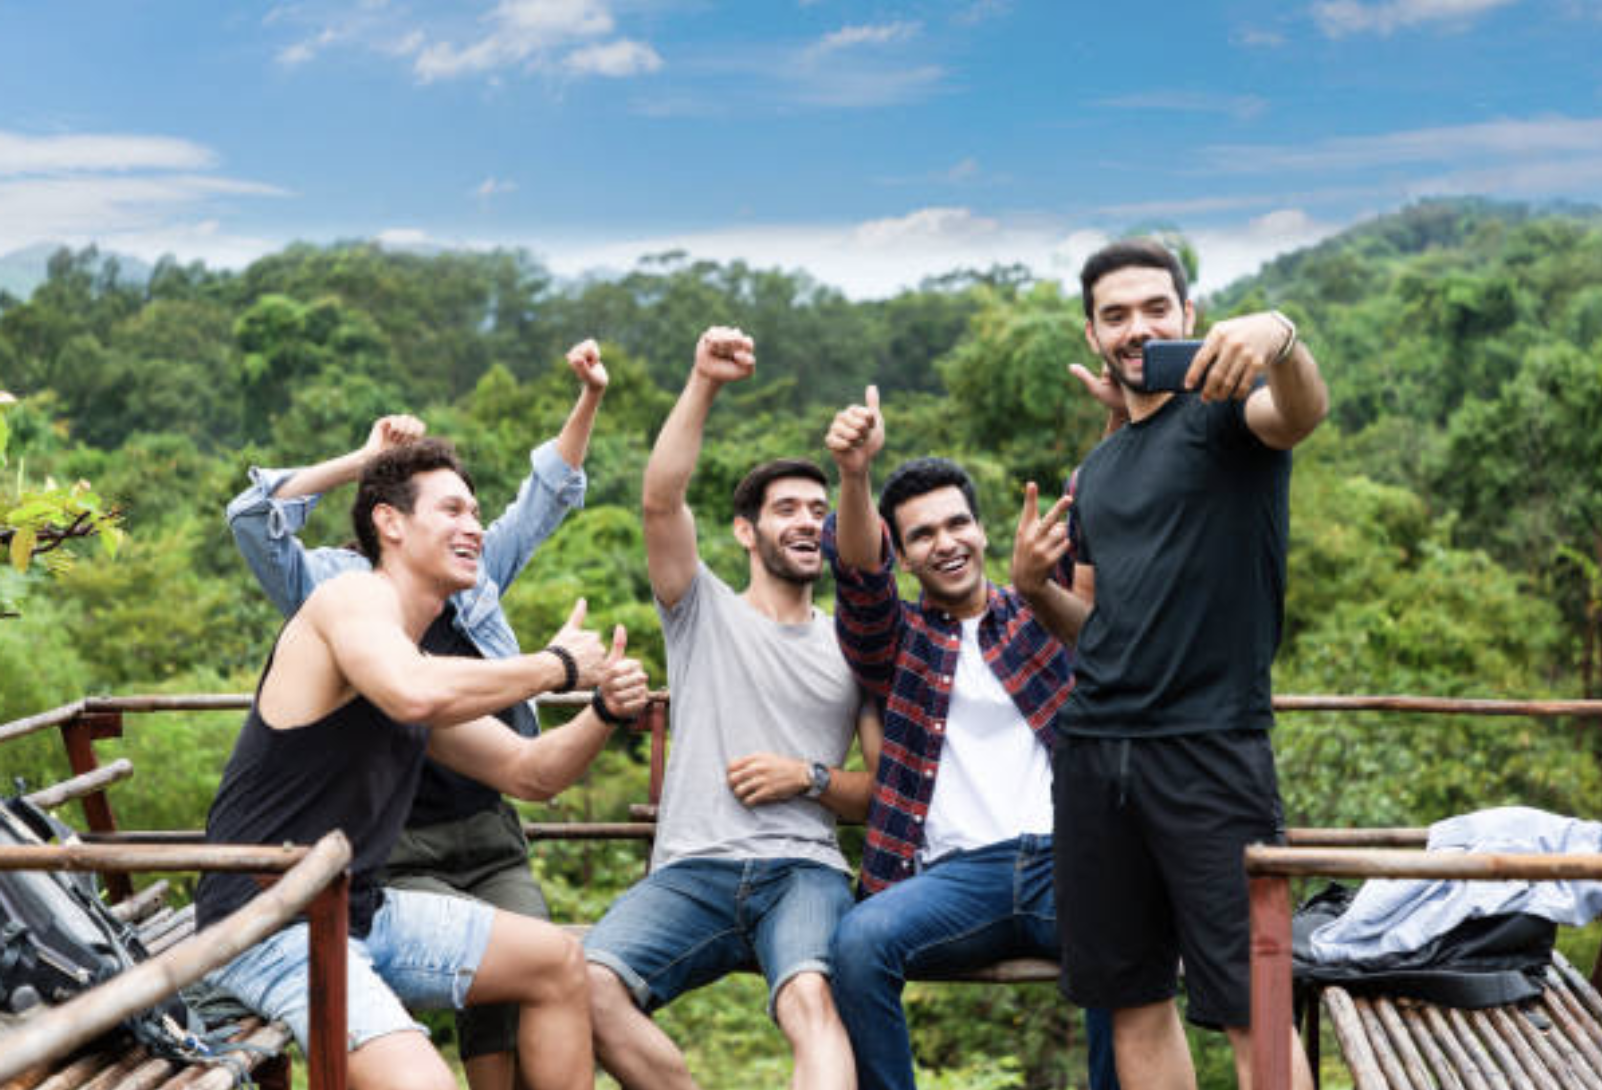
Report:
0,244,152,301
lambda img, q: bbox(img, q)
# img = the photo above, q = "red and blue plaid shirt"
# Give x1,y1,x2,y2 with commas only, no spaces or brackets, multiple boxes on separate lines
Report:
822,514,1075,894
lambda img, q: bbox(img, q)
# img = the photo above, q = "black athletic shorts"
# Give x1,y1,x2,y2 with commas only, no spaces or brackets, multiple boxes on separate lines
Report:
1052,729,1285,1029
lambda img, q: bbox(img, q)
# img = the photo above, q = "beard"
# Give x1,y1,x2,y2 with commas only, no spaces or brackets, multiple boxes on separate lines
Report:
754,527,822,586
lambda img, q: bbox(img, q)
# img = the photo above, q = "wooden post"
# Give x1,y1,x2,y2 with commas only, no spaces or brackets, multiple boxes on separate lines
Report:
305,872,349,1090
644,699,667,808
57,709,131,901
1250,873,1294,1090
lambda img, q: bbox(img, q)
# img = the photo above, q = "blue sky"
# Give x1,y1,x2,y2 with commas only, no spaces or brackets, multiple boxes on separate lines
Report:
2,0,1600,297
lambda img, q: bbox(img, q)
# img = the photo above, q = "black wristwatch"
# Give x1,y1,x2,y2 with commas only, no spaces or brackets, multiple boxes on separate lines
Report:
804,761,831,799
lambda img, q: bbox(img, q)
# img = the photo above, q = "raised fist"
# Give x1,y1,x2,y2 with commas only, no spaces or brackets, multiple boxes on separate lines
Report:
694,326,755,386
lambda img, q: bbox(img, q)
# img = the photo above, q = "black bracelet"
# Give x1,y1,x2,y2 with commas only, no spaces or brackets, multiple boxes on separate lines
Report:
543,645,579,693
591,687,638,727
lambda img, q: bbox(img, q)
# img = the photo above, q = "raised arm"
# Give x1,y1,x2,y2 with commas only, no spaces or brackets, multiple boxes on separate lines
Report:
226,415,425,614
427,626,651,800
824,385,886,570
641,326,755,608
554,338,609,470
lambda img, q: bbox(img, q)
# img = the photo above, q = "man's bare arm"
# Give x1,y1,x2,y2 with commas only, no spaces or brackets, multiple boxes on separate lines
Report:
642,327,754,608
309,575,605,727
724,700,882,821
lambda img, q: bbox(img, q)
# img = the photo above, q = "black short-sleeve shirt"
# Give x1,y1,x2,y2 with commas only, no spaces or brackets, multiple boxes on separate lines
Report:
1059,392,1290,739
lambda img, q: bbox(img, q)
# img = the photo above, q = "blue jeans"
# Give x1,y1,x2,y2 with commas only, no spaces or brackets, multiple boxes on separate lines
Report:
830,835,1118,1090
583,857,853,1018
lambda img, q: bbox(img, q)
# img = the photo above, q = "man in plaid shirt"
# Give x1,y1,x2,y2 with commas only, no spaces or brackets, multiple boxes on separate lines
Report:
820,387,1116,1090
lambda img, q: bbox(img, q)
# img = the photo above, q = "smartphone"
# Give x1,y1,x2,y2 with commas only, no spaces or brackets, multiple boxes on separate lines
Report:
1141,340,1202,392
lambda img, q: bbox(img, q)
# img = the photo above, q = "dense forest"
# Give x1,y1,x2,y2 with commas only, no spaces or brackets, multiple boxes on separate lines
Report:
3,197,1601,1088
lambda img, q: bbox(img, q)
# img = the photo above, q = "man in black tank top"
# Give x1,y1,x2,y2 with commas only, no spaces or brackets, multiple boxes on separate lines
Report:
199,439,650,1090
1014,240,1329,1090
224,342,616,1090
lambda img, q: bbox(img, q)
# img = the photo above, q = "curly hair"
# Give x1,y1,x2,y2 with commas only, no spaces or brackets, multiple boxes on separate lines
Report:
351,438,474,563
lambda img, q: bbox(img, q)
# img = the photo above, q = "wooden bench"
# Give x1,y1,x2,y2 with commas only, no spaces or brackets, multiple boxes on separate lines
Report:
0,700,354,1090
1247,838,1602,1089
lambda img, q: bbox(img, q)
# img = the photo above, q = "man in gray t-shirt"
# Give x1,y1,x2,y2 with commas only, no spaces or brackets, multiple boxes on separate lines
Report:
584,326,880,1090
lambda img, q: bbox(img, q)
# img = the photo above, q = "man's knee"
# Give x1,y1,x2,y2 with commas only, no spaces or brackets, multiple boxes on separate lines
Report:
348,1031,456,1090
776,971,842,1039
587,961,636,1019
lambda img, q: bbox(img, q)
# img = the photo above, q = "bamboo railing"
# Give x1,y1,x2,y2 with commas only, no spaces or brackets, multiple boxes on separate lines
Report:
0,832,352,1089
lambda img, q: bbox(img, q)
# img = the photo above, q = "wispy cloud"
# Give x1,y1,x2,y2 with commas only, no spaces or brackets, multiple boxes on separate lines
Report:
472,176,518,199
266,0,660,84
808,21,921,58
1098,90,1269,122
1311,0,1518,38
788,21,943,108
1198,115,1602,173
0,129,287,267
1232,27,1287,47
566,38,662,77
0,132,217,175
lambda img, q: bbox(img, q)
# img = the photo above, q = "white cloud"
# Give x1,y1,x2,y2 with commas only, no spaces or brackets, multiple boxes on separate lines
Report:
472,176,519,199
375,227,432,247
1199,115,1602,173
810,21,921,57
0,129,288,270
1185,208,1341,290
413,0,625,81
565,38,662,77
277,27,339,67
0,131,216,175
1311,0,1517,37
792,64,946,108
1233,27,1288,46
852,206,1000,248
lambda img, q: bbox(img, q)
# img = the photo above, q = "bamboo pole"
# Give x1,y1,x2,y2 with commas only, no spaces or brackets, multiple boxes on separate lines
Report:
0,833,351,1083
21,761,133,811
1246,846,1602,881
0,843,311,874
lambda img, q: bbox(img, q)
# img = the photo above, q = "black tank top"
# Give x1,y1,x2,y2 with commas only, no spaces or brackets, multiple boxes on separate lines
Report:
196,645,429,936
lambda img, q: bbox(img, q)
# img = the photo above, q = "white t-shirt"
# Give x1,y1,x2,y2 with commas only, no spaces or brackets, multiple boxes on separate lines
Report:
920,617,1055,864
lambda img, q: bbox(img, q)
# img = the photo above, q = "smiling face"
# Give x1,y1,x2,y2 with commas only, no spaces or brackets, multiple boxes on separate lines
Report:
376,467,484,593
1084,264,1195,392
891,484,989,617
736,475,830,587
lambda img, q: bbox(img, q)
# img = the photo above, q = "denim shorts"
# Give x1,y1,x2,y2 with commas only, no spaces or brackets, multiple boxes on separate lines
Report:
204,888,496,1051
583,857,853,1018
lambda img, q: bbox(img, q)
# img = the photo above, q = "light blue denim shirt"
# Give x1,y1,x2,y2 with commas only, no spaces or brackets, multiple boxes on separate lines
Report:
226,440,586,671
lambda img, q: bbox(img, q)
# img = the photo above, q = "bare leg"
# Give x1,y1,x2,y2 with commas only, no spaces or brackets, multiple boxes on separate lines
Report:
347,1030,456,1090
1225,1024,1315,1090
1113,1000,1196,1090
463,1051,515,1090
467,912,592,1090
587,963,700,1090
773,972,855,1090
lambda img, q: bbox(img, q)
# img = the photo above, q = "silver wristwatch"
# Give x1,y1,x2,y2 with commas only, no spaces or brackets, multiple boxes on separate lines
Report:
805,761,831,799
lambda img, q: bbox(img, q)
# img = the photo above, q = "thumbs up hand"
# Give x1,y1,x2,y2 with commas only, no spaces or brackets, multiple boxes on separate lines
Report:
825,385,885,477
595,625,649,724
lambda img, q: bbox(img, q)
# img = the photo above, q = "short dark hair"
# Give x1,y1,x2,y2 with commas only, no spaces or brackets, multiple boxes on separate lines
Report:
1080,238,1189,319
731,459,829,523
352,438,474,563
877,457,980,551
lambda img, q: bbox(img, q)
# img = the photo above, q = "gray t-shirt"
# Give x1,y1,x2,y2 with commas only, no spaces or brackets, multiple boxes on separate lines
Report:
652,564,862,874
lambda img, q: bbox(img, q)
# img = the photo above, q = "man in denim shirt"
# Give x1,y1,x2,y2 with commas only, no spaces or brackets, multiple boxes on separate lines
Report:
226,340,616,1090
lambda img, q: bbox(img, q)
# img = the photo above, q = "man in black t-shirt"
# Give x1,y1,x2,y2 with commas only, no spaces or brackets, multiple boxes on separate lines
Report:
1012,239,1328,1090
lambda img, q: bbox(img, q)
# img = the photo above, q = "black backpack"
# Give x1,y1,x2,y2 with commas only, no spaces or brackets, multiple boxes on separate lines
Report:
0,791,197,1053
